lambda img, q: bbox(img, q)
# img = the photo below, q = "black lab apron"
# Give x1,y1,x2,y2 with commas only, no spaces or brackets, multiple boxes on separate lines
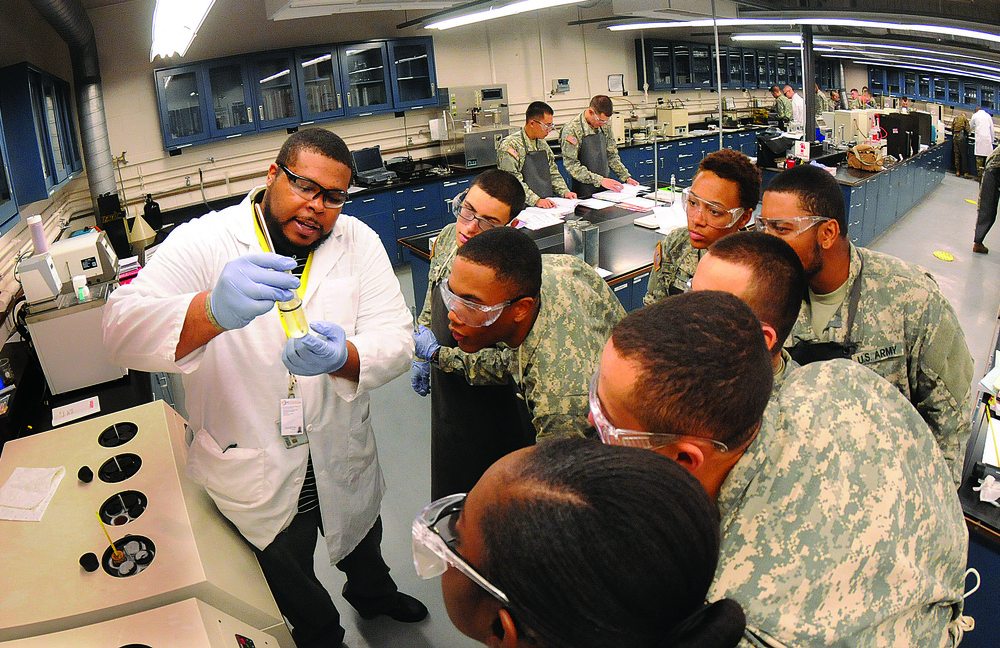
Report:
521,133,554,200
571,129,611,199
429,281,535,500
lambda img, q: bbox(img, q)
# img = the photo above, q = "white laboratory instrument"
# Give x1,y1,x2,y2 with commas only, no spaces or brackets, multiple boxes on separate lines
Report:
656,107,689,136
0,400,291,647
18,254,62,304
48,230,118,286
23,281,126,394
0,598,278,648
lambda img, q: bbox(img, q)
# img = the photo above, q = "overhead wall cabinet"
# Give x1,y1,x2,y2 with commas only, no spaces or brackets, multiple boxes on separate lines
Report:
867,64,1000,110
0,120,19,233
154,38,439,151
0,62,82,207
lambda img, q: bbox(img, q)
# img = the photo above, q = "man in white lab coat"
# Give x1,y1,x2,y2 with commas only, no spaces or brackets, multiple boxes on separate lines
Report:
971,106,995,179
784,85,805,131
104,128,426,648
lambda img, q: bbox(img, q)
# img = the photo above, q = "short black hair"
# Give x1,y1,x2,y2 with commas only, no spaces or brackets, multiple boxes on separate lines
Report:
526,101,553,122
611,291,772,449
275,128,353,179
456,227,542,299
707,232,806,349
480,438,744,648
771,85,781,94
471,169,526,221
764,164,848,237
589,95,614,116
698,149,762,212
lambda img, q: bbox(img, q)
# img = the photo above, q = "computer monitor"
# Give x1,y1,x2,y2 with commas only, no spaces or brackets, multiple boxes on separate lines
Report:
757,132,795,168
352,146,385,174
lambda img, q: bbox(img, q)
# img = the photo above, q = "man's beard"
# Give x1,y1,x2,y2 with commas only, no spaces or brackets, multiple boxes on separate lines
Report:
803,236,824,279
262,194,331,257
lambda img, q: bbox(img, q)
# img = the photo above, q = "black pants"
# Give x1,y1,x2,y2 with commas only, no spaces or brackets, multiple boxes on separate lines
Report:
253,511,397,648
975,166,1000,245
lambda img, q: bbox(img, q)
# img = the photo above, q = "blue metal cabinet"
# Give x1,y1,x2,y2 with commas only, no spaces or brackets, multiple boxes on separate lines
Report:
0,115,19,232
296,46,346,122
631,271,651,309
441,175,473,204
203,58,256,139
844,183,867,247
344,192,398,264
387,37,439,111
624,145,654,184
250,51,301,129
154,64,212,149
394,182,443,257
339,41,394,118
742,49,758,89
611,280,632,311
657,140,679,184
0,62,82,205
674,138,702,185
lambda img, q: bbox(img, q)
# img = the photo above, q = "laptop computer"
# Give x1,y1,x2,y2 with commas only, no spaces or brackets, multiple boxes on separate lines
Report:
352,146,397,187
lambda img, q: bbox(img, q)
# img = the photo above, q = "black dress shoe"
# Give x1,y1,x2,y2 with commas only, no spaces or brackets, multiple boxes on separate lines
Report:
345,590,429,623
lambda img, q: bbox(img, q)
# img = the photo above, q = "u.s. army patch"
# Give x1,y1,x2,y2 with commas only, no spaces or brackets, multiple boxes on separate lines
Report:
653,241,662,271
566,134,578,146
852,343,903,365
507,146,519,159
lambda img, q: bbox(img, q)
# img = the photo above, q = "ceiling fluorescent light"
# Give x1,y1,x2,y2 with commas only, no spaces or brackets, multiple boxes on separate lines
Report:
732,33,801,43
608,17,1000,46
150,0,217,61
426,0,584,30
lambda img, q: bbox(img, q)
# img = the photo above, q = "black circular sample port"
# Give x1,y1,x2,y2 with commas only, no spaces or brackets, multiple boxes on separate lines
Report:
98,454,142,483
102,535,155,578
99,490,148,526
98,422,138,448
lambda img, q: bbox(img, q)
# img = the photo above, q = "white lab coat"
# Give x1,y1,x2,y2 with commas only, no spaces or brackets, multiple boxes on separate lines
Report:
790,92,805,130
103,188,412,563
972,109,995,157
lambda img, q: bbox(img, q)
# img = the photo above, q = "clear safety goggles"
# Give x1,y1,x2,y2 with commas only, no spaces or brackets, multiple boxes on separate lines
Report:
682,187,746,229
530,119,555,133
440,281,525,328
411,493,510,605
452,190,505,232
755,215,830,237
279,164,348,209
588,371,730,453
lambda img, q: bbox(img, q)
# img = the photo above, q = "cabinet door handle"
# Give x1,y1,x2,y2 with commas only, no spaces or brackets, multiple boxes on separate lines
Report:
347,94,352,107
363,198,376,203
414,206,426,211
259,105,264,120
247,107,253,122
412,188,424,193
416,223,429,229
337,93,341,109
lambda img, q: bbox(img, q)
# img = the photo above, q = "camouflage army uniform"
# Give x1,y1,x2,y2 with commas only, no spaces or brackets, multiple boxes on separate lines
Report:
815,90,830,114
952,113,971,177
786,243,974,483
559,111,632,188
710,359,968,648
496,128,570,206
848,96,863,109
773,95,793,120
437,254,626,439
642,226,703,305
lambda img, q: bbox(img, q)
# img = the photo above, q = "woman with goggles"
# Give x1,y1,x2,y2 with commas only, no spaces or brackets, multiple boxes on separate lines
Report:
413,438,745,648
643,150,761,305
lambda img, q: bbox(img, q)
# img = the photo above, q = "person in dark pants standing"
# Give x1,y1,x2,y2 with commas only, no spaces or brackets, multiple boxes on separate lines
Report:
952,112,971,178
974,144,1000,254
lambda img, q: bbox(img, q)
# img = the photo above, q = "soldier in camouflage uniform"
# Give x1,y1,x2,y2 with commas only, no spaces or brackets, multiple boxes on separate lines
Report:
644,149,760,304
973,144,1000,254
496,101,576,208
416,227,624,440
559,95,638,198
760,164,974,483
770,85,792,121
814,84,830,114
848,88,863,109
594,292,968,648
411,169,528,499
952,112,972,178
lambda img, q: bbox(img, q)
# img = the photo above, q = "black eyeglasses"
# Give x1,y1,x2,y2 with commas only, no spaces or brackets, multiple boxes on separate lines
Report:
279,164,349,209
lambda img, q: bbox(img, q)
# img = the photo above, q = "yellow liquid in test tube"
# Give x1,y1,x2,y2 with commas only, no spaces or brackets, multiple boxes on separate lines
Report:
279,297,310,338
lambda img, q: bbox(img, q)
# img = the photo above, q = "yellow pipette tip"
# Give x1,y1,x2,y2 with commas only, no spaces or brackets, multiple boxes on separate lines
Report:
96,511,124,563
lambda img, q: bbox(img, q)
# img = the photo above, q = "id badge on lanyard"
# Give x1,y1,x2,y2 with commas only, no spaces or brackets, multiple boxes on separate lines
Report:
281,373,308,449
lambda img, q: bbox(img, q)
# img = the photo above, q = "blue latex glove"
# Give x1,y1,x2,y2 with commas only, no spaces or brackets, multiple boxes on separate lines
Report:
411,359,430,396
414,325,441,362
209,253,299,330
282,321,349,376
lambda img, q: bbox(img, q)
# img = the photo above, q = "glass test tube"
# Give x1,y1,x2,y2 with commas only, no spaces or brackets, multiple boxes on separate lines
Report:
255,205,309,338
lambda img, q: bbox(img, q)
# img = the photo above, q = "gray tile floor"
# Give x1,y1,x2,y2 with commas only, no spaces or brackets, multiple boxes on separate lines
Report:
321,171,1000,648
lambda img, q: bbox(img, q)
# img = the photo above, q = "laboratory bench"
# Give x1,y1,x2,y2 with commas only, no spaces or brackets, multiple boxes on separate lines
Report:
399,202,667,315
960,302,1000,648
760,140,950,248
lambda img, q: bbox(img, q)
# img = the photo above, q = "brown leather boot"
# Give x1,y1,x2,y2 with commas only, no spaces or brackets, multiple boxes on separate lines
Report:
973,242,989,254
